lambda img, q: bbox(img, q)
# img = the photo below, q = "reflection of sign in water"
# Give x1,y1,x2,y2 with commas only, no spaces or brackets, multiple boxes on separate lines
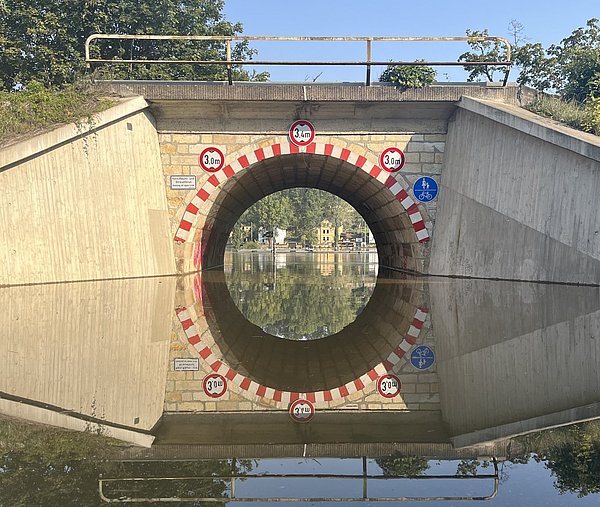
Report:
410,345,436,370
289,120,315,147
289,399,315,422
202,373,227,398
413,177,438,202
377,374,401,398
199,147,225,172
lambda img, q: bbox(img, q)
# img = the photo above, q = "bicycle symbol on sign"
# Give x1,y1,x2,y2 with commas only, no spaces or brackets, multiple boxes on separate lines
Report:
413,177,438,203
410,345,436,370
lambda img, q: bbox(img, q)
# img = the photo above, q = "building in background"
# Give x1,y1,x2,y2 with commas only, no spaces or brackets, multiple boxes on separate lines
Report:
315,219,342,247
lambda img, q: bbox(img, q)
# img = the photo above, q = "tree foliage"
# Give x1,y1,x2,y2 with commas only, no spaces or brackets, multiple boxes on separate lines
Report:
375,454,430,477
516,18,600,102
0,418,253,505
226,251,376,340
458,29,510,83
0,0,267,90
243,192,293,233
238,189,365,247
379,62,436,88
512,421,600,498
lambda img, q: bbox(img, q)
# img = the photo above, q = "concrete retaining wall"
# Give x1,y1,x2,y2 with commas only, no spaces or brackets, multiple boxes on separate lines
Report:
0,98,175,285
429,97,600,284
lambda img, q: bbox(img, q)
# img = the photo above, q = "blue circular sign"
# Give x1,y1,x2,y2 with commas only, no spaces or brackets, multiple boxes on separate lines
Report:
410,345,436,370
413,177,438,203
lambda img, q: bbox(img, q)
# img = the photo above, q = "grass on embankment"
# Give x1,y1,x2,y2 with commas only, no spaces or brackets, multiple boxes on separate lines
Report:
524,95,600,136
0,414,118,460
0,81,116,146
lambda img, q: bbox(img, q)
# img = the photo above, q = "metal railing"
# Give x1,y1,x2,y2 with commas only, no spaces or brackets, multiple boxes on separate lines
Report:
98,457,500,503
85,34,512,86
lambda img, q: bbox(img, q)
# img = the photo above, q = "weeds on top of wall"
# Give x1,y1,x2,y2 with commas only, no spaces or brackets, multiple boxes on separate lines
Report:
524,95,600,136
0,80,115,146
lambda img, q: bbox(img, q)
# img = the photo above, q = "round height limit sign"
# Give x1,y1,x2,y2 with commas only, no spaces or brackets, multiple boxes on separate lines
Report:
289,399,315,423
199,147,225,173
377,374,401,398
202,373,227,398
289,120,315,147
379,147,406,172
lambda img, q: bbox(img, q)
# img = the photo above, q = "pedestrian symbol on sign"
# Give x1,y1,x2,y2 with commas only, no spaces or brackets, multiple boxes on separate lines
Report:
410,345,436,370
413,177,438,203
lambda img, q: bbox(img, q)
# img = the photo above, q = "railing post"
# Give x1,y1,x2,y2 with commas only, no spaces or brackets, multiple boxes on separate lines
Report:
365,39,372,86
226,39,233,85
362,456,368,499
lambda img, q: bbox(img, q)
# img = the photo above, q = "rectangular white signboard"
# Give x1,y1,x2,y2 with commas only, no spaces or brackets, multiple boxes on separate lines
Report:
174,358,200,371
170,175,197,190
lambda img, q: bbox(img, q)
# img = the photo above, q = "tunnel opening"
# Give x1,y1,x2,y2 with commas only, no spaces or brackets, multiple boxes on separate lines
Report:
224,188,379,341
190,149,429,274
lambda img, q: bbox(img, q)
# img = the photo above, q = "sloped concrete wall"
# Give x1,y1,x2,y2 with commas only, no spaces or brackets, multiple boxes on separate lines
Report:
0,98,175,284
430,97,600,284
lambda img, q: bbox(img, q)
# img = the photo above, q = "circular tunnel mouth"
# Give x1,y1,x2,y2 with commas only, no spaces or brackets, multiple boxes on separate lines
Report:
197,153,425,273
198,267,424,393
224,251,379,341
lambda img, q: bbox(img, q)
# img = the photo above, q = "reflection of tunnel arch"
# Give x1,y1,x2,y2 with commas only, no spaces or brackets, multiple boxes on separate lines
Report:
174,142,430,272
176,269,428,404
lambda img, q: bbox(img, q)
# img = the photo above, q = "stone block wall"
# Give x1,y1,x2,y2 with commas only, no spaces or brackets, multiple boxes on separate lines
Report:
160,131,445,275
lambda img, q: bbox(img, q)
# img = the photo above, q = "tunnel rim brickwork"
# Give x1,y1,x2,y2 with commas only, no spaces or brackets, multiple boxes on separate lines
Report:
173,141,431,272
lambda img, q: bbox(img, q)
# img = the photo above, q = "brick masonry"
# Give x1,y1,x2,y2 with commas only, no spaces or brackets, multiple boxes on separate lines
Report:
159,124,444,414
160,131,445,274
164,285,440,413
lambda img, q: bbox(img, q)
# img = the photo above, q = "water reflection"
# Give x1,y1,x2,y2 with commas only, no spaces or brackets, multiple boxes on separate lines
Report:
224,251,378,340
0,278,175,446
201,265,422,393
1,251,600,503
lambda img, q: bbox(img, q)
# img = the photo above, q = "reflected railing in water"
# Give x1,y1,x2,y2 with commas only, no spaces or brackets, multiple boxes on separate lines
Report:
1,248,600,503
98,457,499,503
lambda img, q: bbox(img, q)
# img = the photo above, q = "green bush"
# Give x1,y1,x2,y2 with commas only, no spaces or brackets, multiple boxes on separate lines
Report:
379,62,436,88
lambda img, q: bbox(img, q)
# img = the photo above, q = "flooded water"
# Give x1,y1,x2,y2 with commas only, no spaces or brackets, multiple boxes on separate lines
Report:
224,252,378,340
1,251,600,505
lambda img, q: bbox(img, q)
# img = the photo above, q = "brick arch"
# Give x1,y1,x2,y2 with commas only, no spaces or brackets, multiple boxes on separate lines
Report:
175,270,429,409
173,142,430,247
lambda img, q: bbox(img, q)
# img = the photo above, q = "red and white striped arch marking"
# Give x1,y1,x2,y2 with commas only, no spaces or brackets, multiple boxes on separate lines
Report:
175,303,428,407
174,142,430,244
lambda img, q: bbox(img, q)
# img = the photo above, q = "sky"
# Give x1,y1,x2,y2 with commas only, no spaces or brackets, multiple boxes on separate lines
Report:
223,0,599,83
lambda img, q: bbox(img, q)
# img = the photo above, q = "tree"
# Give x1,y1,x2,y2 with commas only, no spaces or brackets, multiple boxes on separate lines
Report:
545,18,600,101
244,193,293,234
0,0,267,90
0,418,253,505
322,192,354,249
509,18,600,102
379,61,436,88
226,253,376,340
286,188,327,246
510,421,600,498
237,189,369,248
375,454,430,477
458,29,510,84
